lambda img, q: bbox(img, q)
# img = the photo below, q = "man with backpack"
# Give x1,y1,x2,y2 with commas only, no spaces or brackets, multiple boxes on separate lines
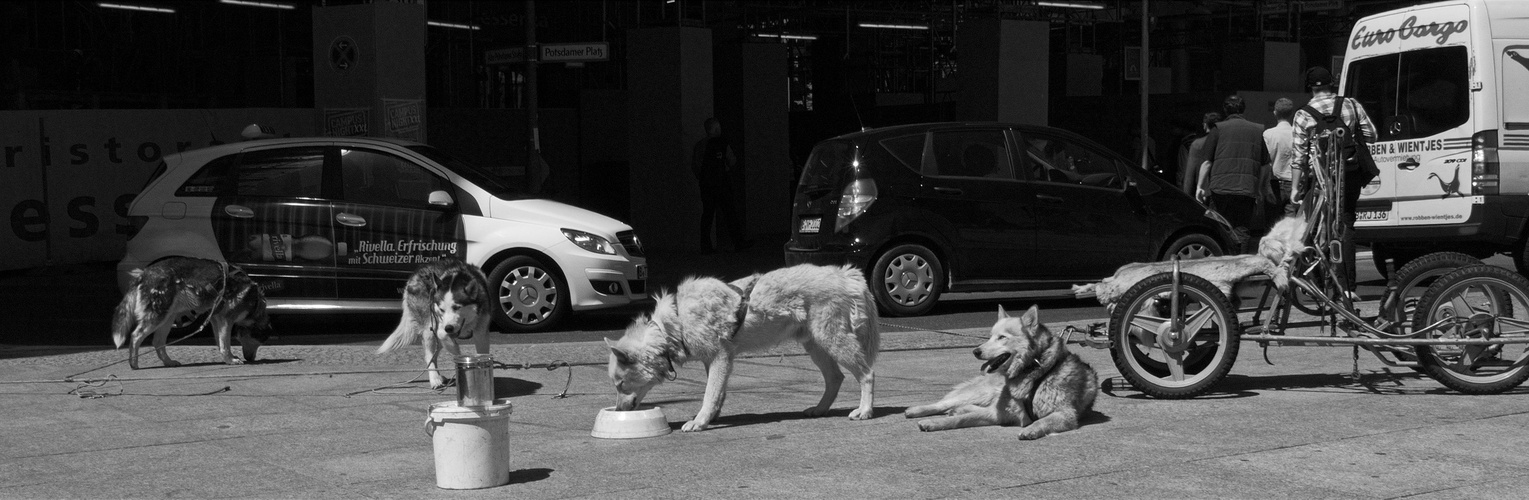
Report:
1290,66,1378,293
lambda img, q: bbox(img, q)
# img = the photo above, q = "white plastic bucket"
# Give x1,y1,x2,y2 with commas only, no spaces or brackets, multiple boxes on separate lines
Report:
425,400,514,489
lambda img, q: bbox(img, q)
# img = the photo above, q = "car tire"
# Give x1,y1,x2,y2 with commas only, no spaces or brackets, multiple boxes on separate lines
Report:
487,255,570,333
1514,239,1529,277
1159,233,1222,261
1372,244,1421,279
870,244,943,317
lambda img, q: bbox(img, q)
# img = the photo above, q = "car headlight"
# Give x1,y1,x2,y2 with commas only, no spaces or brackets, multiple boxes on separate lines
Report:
562,229,616,255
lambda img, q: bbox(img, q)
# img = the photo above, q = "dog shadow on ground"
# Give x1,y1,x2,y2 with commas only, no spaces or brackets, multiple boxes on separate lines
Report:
639,402,914,430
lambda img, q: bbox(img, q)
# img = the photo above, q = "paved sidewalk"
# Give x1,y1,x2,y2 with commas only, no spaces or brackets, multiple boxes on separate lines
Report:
4,324,1529,499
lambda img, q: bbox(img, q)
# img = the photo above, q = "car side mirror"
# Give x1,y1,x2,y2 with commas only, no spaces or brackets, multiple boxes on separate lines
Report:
427,190,454,207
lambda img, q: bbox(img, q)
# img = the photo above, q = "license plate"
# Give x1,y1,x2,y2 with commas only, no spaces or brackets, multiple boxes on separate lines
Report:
636,264,648,280
1356,210,1389,222
799,217,821,234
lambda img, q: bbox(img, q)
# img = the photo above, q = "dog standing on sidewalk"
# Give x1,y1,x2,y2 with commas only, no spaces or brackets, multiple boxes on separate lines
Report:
906,305,1098,440
376,258,493,388
111,257,271,369
607,264,880,431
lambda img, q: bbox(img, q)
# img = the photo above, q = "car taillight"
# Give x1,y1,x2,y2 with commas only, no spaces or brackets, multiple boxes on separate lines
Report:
835,178,877,232
1473,130,1499,196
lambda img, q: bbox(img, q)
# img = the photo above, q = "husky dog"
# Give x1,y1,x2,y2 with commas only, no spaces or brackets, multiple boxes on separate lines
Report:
607,264,879,432
1074,215,1310,306
906,305,1098,440
111,257,271,369
376,258,494,388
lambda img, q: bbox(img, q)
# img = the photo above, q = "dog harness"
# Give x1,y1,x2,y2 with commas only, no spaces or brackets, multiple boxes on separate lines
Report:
656,275,758,378
1020,353,1069,423
725,275,759,340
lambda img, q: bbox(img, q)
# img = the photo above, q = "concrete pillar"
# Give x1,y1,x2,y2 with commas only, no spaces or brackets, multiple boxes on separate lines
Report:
957,19,1049,125
312,3,427,141
715,42,791,240
626,27,712,252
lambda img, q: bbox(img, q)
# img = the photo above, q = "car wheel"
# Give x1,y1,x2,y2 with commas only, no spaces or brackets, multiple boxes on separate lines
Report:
1514,239,1529,277
1159,233,1222,261
1372,244,1421,279
487,255,570,333
870,244,943,317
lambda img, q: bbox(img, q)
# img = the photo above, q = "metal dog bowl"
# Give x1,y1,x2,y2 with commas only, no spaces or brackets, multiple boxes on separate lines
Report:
591,406,672,439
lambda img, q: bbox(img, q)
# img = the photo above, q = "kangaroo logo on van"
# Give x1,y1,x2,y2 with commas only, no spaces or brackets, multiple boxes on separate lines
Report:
1351,16,1468,50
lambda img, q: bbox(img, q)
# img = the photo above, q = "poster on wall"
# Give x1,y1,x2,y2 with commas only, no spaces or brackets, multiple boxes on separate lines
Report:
382,99,425,142
324,108,371,137
0,109,317,271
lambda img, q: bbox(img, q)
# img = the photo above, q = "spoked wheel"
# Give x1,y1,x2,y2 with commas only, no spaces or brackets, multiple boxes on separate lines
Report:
1383,252,1482,336
1109,272,1242,399
1413,265,1529,394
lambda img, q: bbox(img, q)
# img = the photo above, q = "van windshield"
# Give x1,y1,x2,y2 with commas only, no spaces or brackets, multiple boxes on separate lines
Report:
799,140,857,190
406,145,528,200
1346,45,1470,142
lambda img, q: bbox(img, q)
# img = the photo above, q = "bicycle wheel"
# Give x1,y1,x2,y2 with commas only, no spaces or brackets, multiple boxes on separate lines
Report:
1413,265,1529,395
1109,272,1241,399
1383,251,1481,336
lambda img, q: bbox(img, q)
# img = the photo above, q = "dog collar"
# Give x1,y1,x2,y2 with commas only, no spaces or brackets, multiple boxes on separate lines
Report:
725,275,759,340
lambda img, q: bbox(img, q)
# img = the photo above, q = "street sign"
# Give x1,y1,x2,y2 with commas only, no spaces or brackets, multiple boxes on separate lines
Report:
485,47,526,65
540,42,608,63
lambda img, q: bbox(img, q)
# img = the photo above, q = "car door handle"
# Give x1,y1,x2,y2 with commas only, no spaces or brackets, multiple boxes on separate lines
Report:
1037,194,1065,203
224,205,255,218
335,213,367,227
933,187,963,195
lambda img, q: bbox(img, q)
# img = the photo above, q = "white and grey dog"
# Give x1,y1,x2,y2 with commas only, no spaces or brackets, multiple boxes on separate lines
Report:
607,263,880,431
1075,215,1309,306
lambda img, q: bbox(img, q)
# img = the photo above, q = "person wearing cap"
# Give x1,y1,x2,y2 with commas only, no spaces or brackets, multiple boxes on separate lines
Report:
1196,95,1270,253
1289,66,1377,292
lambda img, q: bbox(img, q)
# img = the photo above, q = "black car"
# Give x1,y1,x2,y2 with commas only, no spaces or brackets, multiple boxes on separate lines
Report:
784,122,1233,316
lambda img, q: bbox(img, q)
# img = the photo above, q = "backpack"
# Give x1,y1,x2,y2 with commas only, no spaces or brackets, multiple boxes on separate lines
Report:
1302,96,1377,178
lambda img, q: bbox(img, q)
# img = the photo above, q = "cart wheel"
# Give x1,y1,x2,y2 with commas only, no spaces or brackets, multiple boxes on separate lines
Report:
1384,251,1481,337
1413,265,1529,395
1108,272,1241,399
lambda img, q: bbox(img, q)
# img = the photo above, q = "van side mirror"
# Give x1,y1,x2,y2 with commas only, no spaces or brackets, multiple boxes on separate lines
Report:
427,190,454,207
1386,115,1415,139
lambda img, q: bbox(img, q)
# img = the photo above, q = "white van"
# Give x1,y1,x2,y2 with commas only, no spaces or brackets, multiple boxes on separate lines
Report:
118,136,647,333
1342,0,1529,273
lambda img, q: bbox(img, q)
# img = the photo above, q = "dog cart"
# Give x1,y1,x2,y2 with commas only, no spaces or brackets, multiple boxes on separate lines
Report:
1092,127,1529,398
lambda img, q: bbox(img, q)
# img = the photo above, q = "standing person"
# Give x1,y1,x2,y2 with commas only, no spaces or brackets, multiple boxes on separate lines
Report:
691,117,751,253
1289,66,1377,292
1264,97,1298,220
1179,111,1221,196
1196,96,1271,253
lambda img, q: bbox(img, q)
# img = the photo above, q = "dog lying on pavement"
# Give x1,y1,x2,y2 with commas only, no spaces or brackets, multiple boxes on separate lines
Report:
111,257,270,369
905,305,1098,440
607,263,880,431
